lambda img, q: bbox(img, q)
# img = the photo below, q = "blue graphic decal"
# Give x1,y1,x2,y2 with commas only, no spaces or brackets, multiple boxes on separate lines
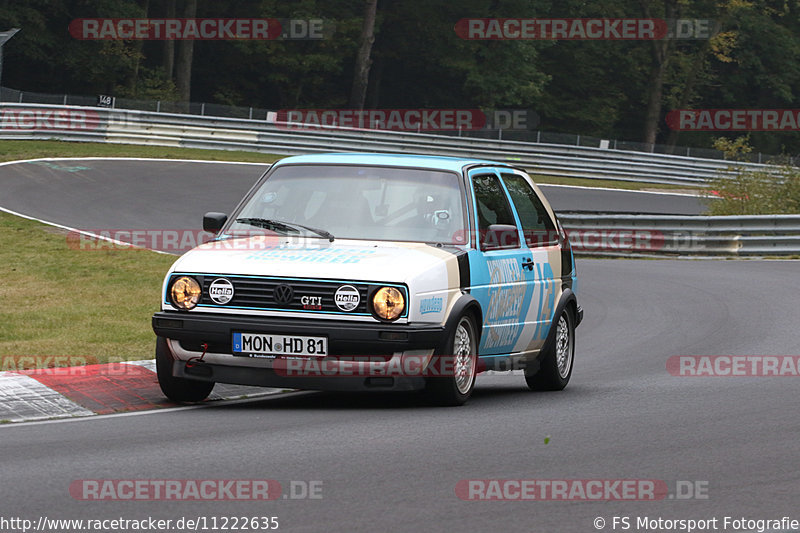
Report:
470,252,536,355
533,262,556,340
419,296,443,315
244,247,377,264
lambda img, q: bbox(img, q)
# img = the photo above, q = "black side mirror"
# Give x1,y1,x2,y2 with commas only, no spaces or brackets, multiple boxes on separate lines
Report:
482,224,520,250
203,212,228,233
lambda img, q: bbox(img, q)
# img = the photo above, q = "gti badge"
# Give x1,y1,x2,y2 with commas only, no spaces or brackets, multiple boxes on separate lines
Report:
300,295,323,310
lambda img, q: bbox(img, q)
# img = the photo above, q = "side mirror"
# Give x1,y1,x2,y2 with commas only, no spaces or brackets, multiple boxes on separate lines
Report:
482,224,520,251
203,212,228,233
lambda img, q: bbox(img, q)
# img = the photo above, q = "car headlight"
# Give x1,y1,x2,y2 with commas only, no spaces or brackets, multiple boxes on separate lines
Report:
170,276,202,310
372,287,405,321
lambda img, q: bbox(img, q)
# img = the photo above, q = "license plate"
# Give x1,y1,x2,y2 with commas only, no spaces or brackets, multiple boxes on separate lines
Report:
232,332,328,357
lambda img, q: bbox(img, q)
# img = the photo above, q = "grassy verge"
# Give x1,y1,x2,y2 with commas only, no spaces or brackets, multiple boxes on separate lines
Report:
532,174,691,191
0,140,283,164
0,211,175,365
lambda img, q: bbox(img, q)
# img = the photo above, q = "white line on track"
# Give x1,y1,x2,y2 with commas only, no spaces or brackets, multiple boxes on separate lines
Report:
0,204,175,255
0,156,272,167
0,157,700,196
0,157,704,256
0,157,274,255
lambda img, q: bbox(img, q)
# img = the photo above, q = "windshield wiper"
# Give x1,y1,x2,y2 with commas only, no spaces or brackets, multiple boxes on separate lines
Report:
235,218,335,242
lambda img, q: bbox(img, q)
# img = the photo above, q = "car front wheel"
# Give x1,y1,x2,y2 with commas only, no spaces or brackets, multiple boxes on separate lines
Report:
425,314,478,406
525,307,574,391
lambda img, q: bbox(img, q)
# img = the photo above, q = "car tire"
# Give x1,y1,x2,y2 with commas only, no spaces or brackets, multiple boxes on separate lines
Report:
155,337,215,402
525,307,574,391
425,314,478,406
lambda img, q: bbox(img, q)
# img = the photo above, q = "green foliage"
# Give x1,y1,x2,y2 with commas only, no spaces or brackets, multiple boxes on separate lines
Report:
707,136,800,214
1,0,800,155
713,135,753,160
116,68,180,101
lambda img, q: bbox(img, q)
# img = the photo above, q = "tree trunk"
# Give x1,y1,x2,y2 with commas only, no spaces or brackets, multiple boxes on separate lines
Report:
348,0,379,109
640,0,678,151
366,57,382,109
175,0,197,104
129,0,150,96
642,53,667,150
162,0,176,80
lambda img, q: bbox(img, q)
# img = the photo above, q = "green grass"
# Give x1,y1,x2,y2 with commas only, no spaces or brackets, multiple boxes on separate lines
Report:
0,211,176,365
531,174,691,191
0,140,283,164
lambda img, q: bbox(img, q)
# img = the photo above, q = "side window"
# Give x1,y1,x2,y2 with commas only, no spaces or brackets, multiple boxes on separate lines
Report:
501,173,557,247
471,173,519,250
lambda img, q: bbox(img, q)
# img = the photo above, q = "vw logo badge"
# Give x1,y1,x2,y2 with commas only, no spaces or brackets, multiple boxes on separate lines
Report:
274,284,294,305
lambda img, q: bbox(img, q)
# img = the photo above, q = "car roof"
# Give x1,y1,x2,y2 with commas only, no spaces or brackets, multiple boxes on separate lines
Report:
271,153,520,173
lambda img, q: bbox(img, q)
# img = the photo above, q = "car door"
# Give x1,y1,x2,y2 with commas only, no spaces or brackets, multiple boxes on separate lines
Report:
466,168,535,358
498,170,560,354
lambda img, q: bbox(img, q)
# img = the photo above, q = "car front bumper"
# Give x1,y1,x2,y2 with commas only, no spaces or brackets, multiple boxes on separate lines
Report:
152,311,446,392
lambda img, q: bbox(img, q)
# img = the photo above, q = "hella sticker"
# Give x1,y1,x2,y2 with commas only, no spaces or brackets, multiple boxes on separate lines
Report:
208,278,234,305
334,285,360,312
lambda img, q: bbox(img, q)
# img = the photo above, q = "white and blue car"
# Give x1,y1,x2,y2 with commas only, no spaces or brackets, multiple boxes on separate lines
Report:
152,153,582,405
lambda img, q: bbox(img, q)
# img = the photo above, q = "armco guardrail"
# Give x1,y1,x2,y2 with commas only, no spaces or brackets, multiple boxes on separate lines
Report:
0,103,785,187
559,213,800,257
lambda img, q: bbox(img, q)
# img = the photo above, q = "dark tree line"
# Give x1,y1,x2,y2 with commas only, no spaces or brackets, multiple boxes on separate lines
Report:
1,0,799,155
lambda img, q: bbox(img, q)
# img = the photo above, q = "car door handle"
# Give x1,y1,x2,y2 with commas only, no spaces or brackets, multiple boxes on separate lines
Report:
521,257,535,271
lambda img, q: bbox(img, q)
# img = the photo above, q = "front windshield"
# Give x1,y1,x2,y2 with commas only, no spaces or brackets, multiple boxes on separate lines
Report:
228,164,468,244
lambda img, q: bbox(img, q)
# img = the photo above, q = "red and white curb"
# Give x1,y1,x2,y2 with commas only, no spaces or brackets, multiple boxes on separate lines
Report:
0,360,282,424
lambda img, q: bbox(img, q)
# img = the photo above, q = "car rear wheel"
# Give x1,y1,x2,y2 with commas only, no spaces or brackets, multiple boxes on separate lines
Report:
425,314,478,406
155,337,215,402
525,307,574,391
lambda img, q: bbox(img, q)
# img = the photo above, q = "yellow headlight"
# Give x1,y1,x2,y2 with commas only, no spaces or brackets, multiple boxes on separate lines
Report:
372,287,405,320
170,276,202,310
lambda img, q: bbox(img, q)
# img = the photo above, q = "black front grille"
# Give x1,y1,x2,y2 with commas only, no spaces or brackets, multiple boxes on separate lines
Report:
198,275,373,315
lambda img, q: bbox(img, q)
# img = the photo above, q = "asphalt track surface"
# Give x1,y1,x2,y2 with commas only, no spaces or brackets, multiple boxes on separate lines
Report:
2,259,798,532
1,159,796,532
0,159,706,244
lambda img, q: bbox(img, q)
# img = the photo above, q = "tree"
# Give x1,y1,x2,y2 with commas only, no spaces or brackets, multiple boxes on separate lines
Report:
640,0,679,150
175,0,197,102
348,0,378,109
162,0,177,80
